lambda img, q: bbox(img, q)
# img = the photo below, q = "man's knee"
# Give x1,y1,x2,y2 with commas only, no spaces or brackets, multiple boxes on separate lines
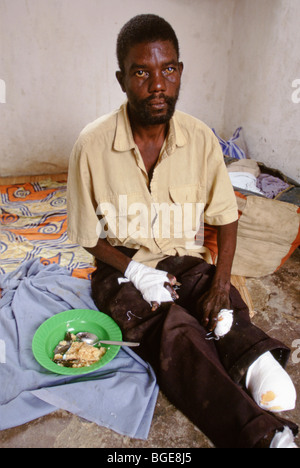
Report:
246,351,297,412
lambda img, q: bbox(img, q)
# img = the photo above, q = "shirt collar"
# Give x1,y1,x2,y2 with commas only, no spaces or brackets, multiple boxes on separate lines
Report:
113,101,187,153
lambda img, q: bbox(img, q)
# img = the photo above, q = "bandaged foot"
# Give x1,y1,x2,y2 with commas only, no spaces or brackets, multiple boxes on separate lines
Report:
270,427,298,448
246,351,296,413
123,260,175,307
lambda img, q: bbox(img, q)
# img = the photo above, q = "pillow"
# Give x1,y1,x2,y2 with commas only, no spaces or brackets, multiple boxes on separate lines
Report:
203,192,300,277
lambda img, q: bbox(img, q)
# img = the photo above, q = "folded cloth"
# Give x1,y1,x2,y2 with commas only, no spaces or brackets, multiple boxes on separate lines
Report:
0,259,158,439
228,172,264,195
256,174,290,199
227,159,261,178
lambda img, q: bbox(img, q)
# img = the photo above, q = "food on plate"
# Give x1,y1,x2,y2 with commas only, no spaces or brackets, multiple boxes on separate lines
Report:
53,332,106,368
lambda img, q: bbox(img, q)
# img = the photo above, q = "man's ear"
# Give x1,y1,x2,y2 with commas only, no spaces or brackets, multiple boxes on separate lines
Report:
116,71,126,93
178,62,184,77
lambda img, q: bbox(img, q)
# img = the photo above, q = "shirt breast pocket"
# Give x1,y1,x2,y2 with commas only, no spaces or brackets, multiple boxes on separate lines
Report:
168,184,204,240
169,184,202,204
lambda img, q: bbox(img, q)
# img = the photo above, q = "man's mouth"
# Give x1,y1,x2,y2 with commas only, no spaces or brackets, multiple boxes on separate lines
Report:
146,95,168,110
134,92,179,125
149,100,167,110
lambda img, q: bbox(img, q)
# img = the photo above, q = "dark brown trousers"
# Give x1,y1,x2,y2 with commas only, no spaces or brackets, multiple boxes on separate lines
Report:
91,252,298,448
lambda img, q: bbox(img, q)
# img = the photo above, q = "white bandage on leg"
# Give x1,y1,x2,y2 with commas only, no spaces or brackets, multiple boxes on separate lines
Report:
270,427,298,448
246,351,297,413
123,260,174,307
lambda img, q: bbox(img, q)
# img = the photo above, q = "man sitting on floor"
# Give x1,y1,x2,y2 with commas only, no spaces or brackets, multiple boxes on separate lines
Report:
67,14,297,448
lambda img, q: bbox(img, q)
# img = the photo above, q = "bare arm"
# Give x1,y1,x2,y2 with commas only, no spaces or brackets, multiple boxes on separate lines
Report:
198,220,238,331
213,219,238,290
84,238,131,274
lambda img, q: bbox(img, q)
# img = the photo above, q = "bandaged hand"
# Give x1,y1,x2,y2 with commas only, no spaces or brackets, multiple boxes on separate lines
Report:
198,285,231,332
123,260,178,310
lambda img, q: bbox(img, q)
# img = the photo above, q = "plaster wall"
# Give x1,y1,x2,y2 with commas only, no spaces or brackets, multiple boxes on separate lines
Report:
0,0,234,177
0,0,299,182
224,0,300,182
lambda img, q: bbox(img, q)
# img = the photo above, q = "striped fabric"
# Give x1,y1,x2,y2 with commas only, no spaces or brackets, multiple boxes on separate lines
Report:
212,127,246,159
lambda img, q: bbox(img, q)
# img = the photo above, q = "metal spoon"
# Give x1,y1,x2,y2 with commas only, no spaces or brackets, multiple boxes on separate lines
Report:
76,332,140,347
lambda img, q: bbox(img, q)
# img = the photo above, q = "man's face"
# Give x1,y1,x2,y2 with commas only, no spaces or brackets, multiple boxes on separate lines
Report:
117,40,183,126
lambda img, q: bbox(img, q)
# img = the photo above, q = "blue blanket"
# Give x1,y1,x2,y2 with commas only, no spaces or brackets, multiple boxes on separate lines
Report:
0,259,158,439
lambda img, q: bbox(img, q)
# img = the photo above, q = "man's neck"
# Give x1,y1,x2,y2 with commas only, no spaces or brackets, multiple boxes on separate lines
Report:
128,110,169,146
132,122,168,148
127,108,170,177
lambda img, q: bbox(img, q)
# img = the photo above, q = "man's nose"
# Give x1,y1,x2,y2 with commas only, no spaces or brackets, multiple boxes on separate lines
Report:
148,71,166,93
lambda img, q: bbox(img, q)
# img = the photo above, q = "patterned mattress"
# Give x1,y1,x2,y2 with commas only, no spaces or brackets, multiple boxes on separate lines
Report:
0,179,95,279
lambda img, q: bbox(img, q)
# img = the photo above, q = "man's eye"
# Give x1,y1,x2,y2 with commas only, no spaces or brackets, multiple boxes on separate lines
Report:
163,67,175,75
135,70,147,78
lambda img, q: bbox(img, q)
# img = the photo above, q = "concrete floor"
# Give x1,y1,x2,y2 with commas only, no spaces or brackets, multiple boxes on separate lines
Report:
0,249,299,449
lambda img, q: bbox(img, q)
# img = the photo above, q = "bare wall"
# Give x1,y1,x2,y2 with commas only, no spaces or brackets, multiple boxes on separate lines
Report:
1,0,299,182
225,0,300,182
0,0,234,177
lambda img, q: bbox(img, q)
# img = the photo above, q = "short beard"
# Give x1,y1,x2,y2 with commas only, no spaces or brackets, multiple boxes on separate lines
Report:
129,92,180,126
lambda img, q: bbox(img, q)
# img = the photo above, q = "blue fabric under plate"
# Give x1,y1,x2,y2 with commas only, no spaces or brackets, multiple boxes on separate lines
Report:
0,259,158,439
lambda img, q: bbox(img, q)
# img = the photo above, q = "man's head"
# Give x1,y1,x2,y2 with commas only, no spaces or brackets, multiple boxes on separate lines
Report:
116,14,180,74
116,14,183,126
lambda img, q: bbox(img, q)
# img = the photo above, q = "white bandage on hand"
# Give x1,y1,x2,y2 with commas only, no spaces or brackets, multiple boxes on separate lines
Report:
246,351,297,413
123,260,174,307
206,309,234,341
214,309,234,338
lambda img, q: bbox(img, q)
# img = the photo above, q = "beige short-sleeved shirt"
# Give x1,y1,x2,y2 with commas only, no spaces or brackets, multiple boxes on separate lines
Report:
67,102,238,267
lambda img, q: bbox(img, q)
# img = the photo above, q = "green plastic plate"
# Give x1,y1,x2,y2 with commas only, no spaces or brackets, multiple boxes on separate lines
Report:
32,309,122,375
